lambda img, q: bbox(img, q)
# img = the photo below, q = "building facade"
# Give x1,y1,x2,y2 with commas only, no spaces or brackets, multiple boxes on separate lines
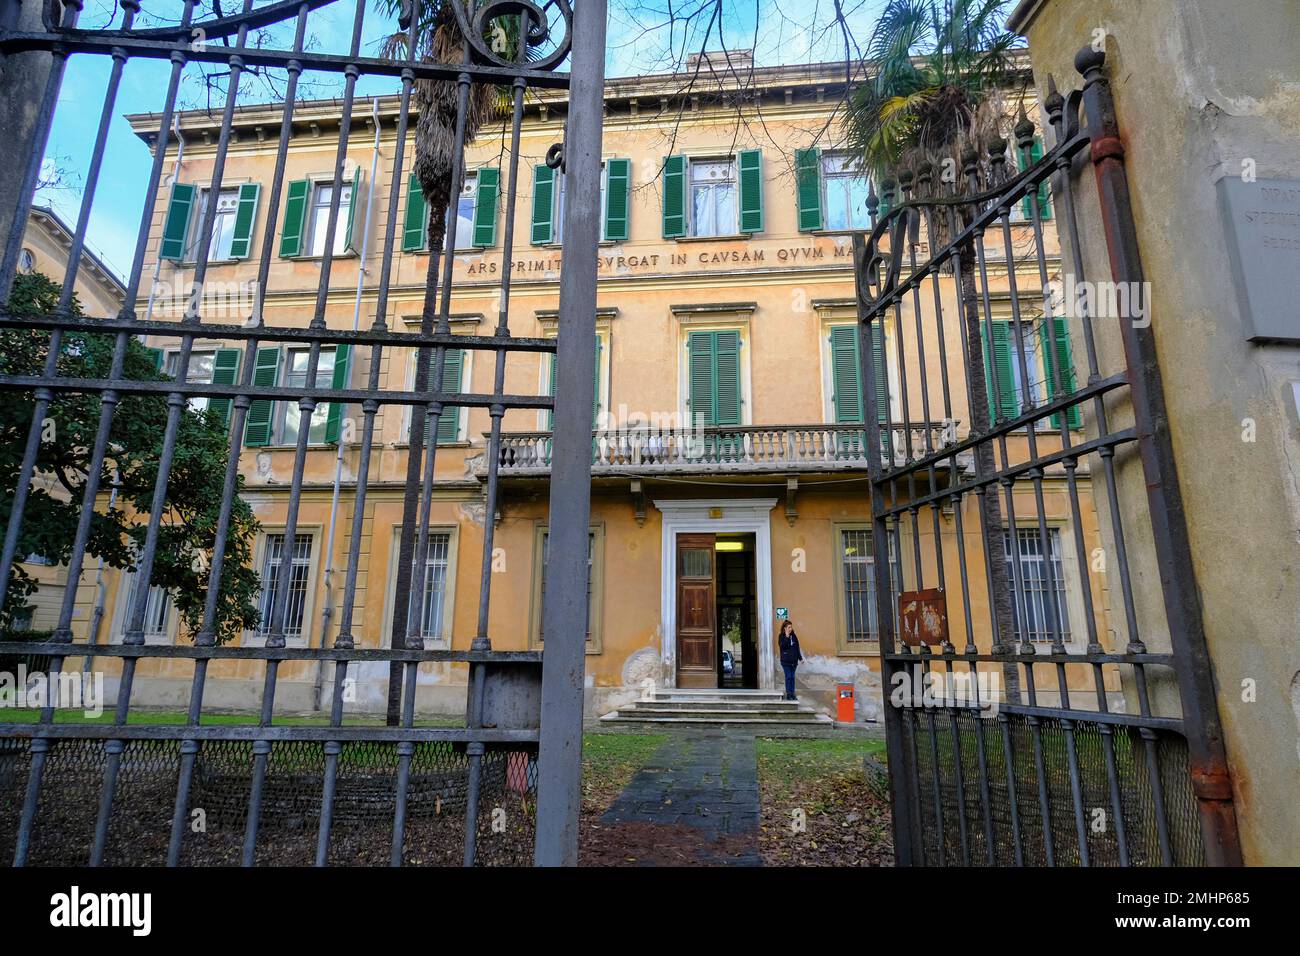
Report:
70,59,1117,718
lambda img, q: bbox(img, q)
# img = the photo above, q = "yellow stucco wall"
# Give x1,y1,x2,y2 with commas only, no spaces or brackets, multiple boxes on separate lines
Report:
1012,0,1300,864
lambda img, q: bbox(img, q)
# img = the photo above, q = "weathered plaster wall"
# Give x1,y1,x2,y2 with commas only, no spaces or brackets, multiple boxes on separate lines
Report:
1013,0,1300,864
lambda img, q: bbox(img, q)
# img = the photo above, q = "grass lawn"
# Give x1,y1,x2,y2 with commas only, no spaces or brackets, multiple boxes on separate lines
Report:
580,732,666,812
756,735,894,866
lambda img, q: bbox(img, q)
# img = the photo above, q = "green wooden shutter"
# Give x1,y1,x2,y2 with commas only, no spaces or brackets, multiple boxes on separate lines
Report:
603,158,631,242
472,168,499,247
403,173,427,251
546,350,558,430
687,331,714,427
244,347,281,446
1039,316,1080,429
434,349,464,444
323,344,351,444
737,149,764,233
662,156,686,238
159,183,195,261
795,148,822,232
207,348,241,429
278,179,310,257
1020,137,1052,220
531,165,554,245
147,347,165,373
829,327,863,424
228,183,261,259
982,322,1019,420
685,330,742,427
344,167,362,253
870,324,889,424
546,340,603,429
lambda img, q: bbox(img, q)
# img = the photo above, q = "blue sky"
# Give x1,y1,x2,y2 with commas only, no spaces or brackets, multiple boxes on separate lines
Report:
38,0,889,280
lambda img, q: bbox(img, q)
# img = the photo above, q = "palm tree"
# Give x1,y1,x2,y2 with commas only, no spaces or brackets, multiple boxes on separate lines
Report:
844,0,1024,698
374,1,521,723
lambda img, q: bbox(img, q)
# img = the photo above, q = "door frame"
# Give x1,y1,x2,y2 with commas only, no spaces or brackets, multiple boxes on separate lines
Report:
654,498,777,690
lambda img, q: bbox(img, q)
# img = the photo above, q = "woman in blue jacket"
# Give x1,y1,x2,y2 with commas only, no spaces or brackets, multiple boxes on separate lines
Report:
778,619,803,701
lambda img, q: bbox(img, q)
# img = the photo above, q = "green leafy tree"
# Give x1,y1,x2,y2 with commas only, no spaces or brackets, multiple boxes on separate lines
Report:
0,271,261,643
844,0,1023,694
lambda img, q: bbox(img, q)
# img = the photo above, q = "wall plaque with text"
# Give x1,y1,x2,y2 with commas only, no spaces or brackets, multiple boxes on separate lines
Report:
1218,177,1300,343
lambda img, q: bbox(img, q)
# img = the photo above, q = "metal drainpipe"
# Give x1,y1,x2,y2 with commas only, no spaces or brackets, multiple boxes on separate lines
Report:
313,96,382,711
142,113,185,323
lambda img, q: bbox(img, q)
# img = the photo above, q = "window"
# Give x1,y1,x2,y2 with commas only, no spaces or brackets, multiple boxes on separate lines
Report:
415,532,452,642
545,335,603,429
128,574,173,640
834,526,898,650
17,248,34,274
165,349,216,414
256,533,312,639
408,347,465,445
1009,322,1045,408
278,346,337,446
531,527,602,651
307,181,353,257
663,152,762,239
983,318,1079,427
840,528,879,644
447,173,477,251
186,188,240,262
1004,527,1071,644
821,154,872,231
690,159,737,237
551,169,614,245
10,607,33,631
535,161,629,245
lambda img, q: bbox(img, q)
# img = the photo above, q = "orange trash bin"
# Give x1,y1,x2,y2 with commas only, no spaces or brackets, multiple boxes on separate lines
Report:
836,683,855,722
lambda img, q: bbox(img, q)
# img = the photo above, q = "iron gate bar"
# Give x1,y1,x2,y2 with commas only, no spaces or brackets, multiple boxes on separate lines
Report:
535,0,606,867
0,0,597,867
0,314,562,352
855,46,1240,867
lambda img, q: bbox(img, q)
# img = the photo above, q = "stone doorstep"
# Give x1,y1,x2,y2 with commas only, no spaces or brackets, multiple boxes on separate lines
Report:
602,709,828,721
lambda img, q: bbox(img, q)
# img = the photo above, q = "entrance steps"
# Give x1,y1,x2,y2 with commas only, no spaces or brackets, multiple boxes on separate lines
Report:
599,688,834,732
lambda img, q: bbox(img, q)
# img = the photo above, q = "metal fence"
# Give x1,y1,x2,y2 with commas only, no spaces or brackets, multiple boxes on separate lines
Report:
0,0,604,866
853,47,1241,866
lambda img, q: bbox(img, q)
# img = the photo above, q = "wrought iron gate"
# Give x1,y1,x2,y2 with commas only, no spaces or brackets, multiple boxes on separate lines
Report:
854,47,1241,867
0,0,604,866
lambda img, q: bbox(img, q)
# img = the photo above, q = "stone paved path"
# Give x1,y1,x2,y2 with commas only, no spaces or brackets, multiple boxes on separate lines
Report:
597,731,760,866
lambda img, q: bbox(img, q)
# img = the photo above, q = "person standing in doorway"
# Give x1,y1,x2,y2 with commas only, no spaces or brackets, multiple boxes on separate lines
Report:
778,619,803,701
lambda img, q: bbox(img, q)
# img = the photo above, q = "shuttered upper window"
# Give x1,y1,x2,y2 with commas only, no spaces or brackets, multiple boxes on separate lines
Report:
662,151,763,238
686,329,743,427
159,182,260,262
827,325,890,424
243,344,352,447
982,317,1079,428
536,158,631,245
405,169,498,252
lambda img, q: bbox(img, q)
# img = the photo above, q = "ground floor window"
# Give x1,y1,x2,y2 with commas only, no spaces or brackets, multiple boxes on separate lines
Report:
530,526,602,652
840,528,879,644
1004,526,1071,644
416,532,451,642
256,533,313,639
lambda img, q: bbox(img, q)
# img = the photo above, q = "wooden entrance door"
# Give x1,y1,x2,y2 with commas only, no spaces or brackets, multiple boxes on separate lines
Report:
675,533,717,688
